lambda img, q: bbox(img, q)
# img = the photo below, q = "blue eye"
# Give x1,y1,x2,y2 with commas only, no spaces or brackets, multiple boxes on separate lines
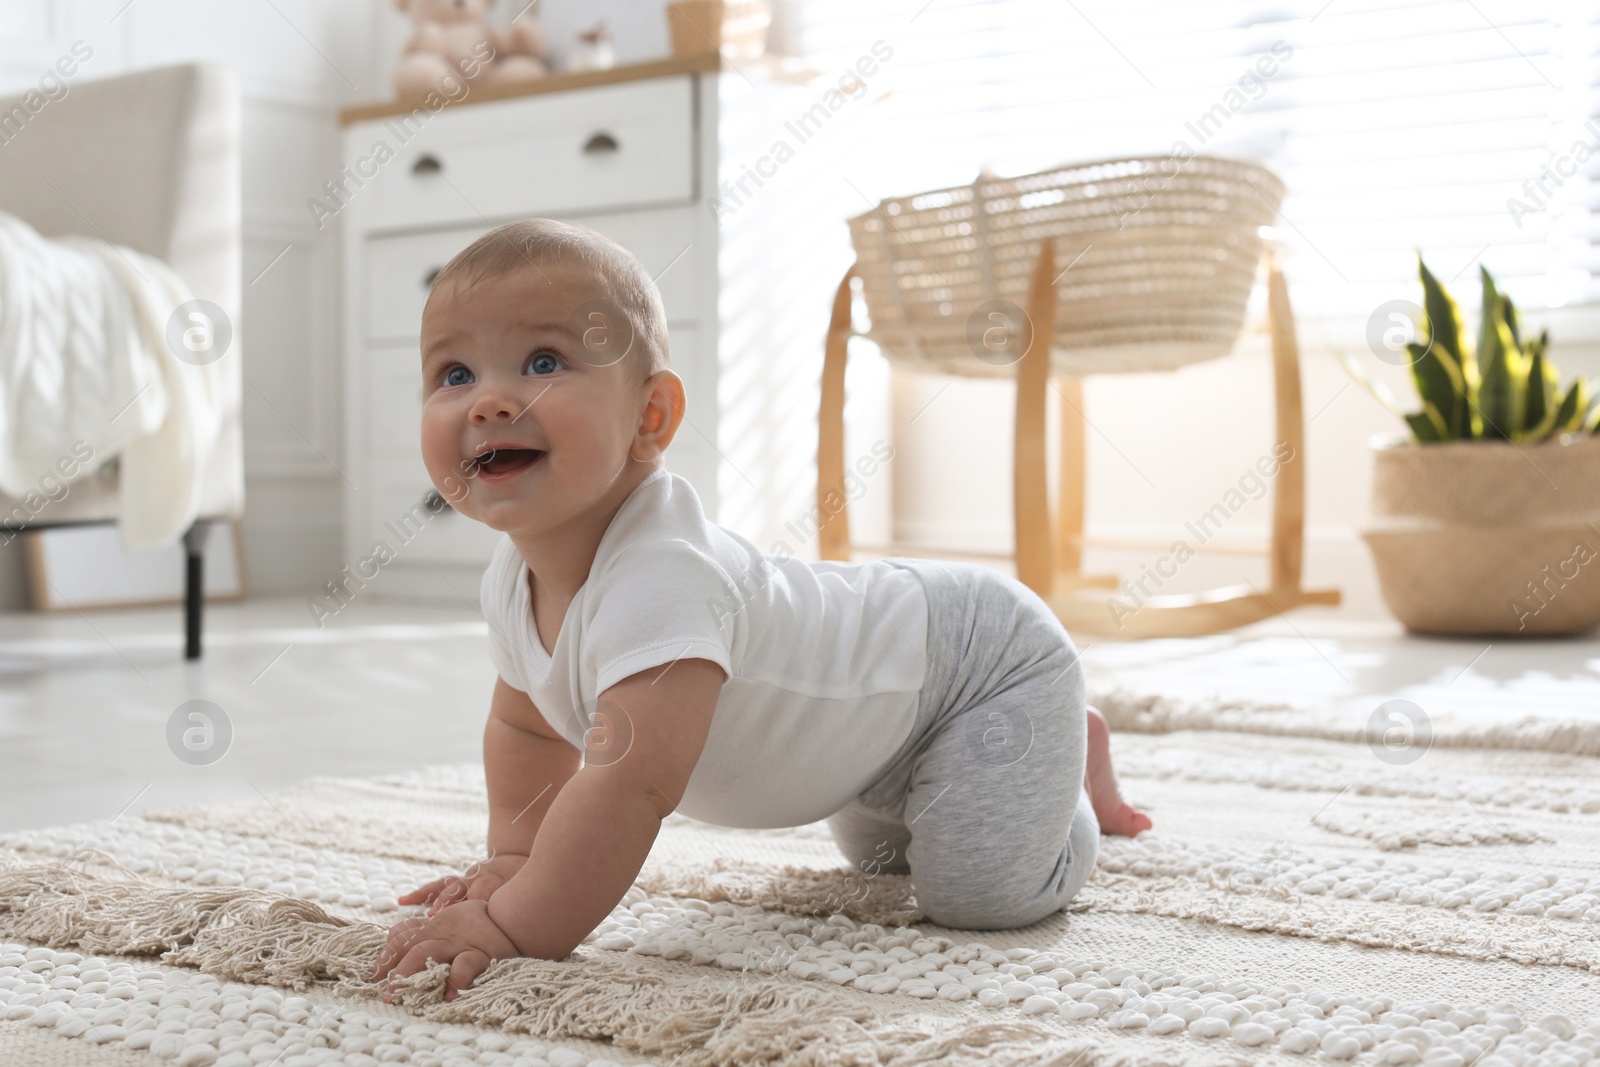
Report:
443,365,472,387
528,352,562,375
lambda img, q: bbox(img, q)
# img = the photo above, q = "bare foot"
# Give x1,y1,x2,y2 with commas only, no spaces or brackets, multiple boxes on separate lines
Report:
1085,705,1152,837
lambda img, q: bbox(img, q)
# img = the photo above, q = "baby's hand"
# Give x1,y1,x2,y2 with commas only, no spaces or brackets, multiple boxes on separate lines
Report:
373,899,519,1001
397,853,527,915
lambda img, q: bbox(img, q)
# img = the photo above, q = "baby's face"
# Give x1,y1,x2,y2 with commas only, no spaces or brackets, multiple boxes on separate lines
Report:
418,262,646,536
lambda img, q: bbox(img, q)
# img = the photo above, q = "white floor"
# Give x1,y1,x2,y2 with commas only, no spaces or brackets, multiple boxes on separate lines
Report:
0,596,1596,833
0,597,496,832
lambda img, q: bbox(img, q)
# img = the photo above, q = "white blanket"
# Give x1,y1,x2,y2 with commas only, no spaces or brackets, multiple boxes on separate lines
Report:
0,212,229,552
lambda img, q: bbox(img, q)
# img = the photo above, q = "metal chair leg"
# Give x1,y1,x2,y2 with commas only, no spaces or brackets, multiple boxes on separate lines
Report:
182,519,212,660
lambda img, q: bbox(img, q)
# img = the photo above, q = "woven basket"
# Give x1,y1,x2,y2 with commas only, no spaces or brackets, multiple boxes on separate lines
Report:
1362,434,1600,636
666,0,772,61
847,155,1285,378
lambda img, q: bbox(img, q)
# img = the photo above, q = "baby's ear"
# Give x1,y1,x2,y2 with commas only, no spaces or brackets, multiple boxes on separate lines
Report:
394,0,413,11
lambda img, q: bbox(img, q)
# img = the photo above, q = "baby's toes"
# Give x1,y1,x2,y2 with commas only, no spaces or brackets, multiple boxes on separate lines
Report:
1102,803,1152,838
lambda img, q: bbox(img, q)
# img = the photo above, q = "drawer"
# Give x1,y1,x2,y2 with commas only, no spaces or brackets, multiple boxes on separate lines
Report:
365,345,430,486
365,208,700,342
347,77,696,231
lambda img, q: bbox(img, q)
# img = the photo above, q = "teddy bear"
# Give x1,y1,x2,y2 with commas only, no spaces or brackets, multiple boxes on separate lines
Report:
392,0,548,100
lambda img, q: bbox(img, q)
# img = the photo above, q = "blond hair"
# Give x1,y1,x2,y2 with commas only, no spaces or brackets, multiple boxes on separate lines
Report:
426,218,670,382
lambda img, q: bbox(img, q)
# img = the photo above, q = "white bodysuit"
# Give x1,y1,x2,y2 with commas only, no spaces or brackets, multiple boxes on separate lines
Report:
479,466,929,828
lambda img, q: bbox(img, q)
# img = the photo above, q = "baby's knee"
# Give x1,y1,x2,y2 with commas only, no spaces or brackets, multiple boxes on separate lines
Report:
914,881,1066,931
913,857,1094,931
910,800,1099,931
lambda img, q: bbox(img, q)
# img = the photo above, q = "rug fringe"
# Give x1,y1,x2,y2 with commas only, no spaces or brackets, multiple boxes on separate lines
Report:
0,862,381,991
411,952,1149,1067
636,857,926,927
0,863,1137,1067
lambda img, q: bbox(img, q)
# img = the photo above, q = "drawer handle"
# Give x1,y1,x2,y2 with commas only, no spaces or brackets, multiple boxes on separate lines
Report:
423,266,442,289
411,154,444,176
582,132,619,155
423,489,452,513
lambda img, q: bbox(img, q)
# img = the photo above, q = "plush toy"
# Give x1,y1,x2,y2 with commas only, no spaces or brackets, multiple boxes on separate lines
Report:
393,0,548,100
494,8,548,82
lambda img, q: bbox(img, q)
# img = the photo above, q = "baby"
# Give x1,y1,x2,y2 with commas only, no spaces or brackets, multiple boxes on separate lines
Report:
373,218,1151,999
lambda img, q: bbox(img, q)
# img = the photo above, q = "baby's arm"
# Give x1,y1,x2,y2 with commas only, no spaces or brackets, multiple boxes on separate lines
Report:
397,678,579,911
377,657,723,986
485,656,725,960
484,677,579,856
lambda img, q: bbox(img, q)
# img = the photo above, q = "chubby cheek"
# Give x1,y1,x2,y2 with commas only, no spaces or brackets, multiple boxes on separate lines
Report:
418,403,468,506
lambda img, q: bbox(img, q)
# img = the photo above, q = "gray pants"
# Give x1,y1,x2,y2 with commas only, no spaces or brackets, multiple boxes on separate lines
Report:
827,558,1098,930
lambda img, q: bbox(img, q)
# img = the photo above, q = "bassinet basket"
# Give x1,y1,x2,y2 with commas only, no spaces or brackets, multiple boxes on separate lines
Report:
818,152,1340,638
847,154,1285,378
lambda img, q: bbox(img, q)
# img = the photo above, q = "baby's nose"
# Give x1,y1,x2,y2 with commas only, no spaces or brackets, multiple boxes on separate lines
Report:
469,393,518,421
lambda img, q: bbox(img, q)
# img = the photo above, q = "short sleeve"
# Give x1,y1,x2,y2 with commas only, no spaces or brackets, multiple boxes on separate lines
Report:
586,539,737,694
481,537,527,693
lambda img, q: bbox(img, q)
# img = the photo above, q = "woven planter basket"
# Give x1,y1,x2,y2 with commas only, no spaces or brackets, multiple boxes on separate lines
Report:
1362,434,1600,636
847,154,1285,378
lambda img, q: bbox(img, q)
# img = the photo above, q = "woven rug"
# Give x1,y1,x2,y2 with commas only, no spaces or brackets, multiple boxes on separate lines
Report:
2,688,1598,1067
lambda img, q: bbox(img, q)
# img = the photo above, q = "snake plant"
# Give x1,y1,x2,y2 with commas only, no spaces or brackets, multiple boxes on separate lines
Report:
1341,257,1600,443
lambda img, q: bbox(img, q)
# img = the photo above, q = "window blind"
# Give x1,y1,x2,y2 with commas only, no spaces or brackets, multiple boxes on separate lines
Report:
782,0,1599,321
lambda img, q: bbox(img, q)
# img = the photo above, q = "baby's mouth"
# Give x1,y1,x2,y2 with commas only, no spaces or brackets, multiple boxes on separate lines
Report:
472,449,544,478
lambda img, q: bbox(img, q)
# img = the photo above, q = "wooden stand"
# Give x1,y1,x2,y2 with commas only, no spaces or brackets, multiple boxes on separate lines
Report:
817,243,1341,638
